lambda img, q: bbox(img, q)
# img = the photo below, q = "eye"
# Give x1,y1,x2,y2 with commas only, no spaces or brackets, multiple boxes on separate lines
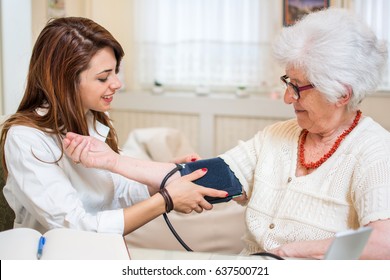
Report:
98,77,108,82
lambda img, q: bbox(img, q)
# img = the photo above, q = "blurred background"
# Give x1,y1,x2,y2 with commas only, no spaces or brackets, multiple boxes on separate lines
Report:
1,0,389,158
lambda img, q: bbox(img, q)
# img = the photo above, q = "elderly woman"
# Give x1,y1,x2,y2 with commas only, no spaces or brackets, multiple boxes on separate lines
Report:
221,8,390,259
62,8,390,259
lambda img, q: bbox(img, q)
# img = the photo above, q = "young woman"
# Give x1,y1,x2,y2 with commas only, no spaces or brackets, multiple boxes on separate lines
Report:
0,17,227,236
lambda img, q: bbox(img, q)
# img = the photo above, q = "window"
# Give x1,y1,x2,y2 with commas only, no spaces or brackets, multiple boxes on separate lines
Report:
348,0,390,90
133,0,281,92
132,0,389,93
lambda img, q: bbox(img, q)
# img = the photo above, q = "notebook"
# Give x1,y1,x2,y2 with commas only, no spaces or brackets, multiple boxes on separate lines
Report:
324,227,372,260
0,227,130,260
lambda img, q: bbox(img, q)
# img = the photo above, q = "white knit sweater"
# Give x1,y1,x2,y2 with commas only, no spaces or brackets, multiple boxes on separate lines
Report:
220,116,390,255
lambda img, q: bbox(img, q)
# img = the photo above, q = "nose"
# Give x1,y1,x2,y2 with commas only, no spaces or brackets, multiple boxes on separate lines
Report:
283,88,296,104
110,74,122,91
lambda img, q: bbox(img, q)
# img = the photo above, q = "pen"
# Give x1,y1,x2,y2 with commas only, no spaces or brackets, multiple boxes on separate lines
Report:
37,236,46,260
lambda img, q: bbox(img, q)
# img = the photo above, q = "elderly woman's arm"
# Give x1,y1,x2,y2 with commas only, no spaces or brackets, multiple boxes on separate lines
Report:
361,219,390,259
269,220,390,260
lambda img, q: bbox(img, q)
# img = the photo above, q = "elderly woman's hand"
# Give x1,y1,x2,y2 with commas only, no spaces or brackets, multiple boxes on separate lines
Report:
170,153,202,164
62,132,119,171
233,190,248,205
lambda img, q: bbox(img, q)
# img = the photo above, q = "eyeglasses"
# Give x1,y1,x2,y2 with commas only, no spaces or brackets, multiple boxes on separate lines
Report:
280,75,314,100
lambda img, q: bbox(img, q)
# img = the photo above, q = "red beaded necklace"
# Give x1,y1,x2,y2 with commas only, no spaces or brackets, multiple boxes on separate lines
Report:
299,110,362,170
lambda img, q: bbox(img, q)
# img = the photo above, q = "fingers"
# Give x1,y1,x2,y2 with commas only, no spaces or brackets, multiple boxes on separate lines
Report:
180,167,208,181
186,153,201,162
233,191,248,205
172,168,228,213
193,205,204,213
170,153,202,164
62,134,89,164
78,141,91,164
62,138,71,149
64,132,78,141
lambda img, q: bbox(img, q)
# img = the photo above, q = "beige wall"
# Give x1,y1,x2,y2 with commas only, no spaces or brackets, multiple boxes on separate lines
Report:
27,0,390,158
110,92,390,158
31,0,136,93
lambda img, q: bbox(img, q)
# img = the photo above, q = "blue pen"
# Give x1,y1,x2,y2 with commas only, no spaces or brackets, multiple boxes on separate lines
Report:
37,236,46,260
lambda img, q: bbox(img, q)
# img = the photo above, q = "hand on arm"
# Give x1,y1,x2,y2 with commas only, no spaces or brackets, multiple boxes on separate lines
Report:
121,167,228,234
63,132,180,191
63,132,228,200
63,132,119,171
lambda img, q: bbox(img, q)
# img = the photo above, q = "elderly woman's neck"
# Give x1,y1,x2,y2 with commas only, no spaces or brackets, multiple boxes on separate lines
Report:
309,110,361,143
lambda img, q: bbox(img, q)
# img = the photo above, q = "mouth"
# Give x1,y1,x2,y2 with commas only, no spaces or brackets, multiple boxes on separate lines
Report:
294,108,305,114
102,94,114,103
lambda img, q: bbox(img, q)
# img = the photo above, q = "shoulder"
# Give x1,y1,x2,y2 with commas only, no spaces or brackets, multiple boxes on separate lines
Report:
7,125,51,142
350,117,390,165
261,118,300,140
354,117,390,151
5,125,61,157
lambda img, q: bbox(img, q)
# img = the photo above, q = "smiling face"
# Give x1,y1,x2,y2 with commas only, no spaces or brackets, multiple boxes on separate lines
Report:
78,47,122,114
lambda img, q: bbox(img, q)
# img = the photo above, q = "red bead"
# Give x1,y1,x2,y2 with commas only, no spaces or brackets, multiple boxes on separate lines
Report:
299,110,362,170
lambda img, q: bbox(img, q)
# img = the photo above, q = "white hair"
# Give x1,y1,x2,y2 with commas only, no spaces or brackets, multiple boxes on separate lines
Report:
273,8,388,110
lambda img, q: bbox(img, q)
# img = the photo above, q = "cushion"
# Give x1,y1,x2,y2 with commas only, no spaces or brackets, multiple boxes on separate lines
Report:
121,127,246,253
125,200,246,254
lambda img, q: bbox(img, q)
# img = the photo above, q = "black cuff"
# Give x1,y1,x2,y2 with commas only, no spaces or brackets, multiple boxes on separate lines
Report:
179,157,242,203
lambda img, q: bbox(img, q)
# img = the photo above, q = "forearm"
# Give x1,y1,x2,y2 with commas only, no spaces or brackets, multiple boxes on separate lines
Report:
122,193,165,235
113,156,180,191
270,239,332,260
360,220,390,259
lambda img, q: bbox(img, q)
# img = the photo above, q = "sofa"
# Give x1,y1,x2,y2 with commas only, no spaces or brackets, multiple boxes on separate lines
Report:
122,127,246,254
0,123,247,254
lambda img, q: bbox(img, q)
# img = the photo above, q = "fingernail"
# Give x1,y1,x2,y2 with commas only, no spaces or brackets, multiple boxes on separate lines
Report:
225,193,229,197
191,158,197,162
202,168,207,172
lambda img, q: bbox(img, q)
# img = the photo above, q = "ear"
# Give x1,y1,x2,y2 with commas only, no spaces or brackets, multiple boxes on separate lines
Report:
336,85,352,107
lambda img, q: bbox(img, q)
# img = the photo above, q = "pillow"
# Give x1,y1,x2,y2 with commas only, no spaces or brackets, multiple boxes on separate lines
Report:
125,200,246,254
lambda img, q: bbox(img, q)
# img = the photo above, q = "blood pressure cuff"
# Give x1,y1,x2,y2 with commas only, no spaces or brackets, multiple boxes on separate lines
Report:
179,157,242,204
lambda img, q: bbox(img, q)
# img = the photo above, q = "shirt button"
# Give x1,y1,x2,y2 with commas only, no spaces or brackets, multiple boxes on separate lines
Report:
287,177,292,183
269,223,275,229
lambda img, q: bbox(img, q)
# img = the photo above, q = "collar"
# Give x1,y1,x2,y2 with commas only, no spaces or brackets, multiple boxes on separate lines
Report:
86,111,110,142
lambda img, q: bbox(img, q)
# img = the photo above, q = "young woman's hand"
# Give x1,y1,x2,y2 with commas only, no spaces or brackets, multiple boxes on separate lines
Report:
165,168,228,213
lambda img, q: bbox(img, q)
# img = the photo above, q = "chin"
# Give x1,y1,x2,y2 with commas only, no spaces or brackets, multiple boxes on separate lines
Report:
296,118,308,130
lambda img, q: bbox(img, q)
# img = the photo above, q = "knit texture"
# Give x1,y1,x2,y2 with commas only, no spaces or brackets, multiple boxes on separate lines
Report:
220,116,390,255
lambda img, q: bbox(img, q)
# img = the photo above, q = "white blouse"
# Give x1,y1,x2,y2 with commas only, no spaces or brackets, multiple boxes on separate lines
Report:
3,114,150,234
220,116,390,255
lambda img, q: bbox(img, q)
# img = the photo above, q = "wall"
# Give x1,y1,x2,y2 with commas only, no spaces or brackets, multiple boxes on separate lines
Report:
110,92,292,157
0,0,32,115
1,0,389,157
110,91,390,158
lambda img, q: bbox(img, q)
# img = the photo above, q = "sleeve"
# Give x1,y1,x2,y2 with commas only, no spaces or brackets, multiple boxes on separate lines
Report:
111,172,150,208
218,130,264,201
353,157,390,226
4,127,124,234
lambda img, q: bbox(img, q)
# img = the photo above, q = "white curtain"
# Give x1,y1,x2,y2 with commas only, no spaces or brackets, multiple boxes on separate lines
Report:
132,0,389,92
349,0,390,90
133,0,280,90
